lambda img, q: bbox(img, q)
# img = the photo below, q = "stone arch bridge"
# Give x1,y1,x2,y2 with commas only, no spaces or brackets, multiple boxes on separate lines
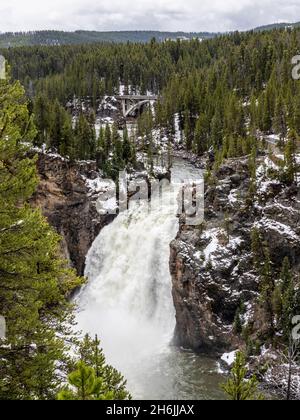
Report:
116,95,158,118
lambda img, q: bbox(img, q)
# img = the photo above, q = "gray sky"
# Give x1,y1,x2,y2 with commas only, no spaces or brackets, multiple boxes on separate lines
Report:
1,0,300,33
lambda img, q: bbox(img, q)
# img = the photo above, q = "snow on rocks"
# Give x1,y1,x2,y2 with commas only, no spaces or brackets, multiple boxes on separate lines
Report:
221,350,239,366
81,174,118,213
198,228,243,269
203,229,220,261
258,180,281,194
228,189,239,205
254,217,299,243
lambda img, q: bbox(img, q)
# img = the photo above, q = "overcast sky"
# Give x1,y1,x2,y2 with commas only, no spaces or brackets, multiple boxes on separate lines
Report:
1,0,300,33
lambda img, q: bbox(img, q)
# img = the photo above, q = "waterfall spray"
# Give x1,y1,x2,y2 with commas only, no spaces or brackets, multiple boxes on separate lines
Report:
76,159,204,398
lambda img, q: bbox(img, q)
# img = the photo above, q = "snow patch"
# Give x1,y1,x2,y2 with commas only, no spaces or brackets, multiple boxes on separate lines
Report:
203,229,219,260
221,350,239,366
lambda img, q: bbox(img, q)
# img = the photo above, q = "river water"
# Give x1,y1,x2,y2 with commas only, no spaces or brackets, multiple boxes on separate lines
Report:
76,159,225,400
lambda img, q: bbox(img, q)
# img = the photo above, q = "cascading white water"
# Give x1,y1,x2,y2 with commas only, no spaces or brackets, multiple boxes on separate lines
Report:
77,181,178,363
76,160,223,400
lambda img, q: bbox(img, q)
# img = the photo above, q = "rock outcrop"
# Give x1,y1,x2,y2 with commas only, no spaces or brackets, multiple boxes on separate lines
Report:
170,154,300,354
31,153,115,275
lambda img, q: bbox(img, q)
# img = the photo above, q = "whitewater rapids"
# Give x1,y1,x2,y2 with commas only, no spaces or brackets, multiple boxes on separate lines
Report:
76,159,224,400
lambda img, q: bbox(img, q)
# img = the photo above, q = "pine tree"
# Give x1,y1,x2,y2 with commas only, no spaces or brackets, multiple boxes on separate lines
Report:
221,352,263,400
210,109,223,148
273,95,287,140
194,114,208,155
57,362,112,401
184,110,192,151
147,131,154,175
59,112,73,158
260,246,275,336
0,76,82,400
33,93,51,146
104,124,112,158
122,127,132,164
110,124,125,176
74,113,96,160
58,335,131,400
233,307,243,335
280,258,295,340
261,92,272,133
284,130,297,185
48,100,65,151
293,96,300,135
251,228,262,269
247,146,257,202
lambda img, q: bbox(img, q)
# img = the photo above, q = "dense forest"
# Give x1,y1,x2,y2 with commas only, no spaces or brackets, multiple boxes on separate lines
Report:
1,27,300,179
1,25,300,400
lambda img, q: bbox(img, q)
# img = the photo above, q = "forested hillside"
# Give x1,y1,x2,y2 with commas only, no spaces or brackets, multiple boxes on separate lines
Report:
2,28,300,177
0,30,214,48
1,23,299,48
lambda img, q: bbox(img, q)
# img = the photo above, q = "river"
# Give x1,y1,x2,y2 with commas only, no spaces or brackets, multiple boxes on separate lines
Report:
76,158,225,400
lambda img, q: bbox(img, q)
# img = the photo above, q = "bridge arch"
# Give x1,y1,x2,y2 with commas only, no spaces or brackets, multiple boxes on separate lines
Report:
124,100,153,117
116,95,158,118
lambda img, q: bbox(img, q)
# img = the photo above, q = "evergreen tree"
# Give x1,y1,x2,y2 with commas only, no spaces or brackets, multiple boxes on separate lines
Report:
221,352,263,400
280,258,295,340
273,95,287,140
104,124,112,158
57,362,113,401
293,96,300,135
122,127,132,164
74,113,96,160
48,100,70,151
251,228,262,269
233,307,243,335
184,110,193,151
77,334,131,400
260,247,275,336
96,125,106,167
284,130,297,185
59,113,73,158
33,93,51,146
0,76,82,400
247,146,257,202
194,114,208,155
210,109,223,148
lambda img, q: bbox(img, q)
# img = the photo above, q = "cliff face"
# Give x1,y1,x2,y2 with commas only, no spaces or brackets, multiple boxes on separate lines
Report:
31,153,115,275
170,155,300,354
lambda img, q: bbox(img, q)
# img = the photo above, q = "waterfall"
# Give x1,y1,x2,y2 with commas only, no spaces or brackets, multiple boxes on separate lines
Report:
76,159,203,398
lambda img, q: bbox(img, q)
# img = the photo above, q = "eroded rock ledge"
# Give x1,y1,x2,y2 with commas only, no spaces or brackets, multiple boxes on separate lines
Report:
31,153,115,275
170,155,300,355
31,153,170,276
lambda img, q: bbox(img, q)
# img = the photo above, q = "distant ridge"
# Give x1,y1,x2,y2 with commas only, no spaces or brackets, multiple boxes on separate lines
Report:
0,30,217,48
253,21,300,32
1,22,300,48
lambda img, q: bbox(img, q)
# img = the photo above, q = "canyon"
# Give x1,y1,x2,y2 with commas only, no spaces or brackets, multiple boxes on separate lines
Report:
31,148,300,398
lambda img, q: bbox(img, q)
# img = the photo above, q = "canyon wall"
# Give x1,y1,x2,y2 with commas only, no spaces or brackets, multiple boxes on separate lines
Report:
170,155,300,354
31,153,115,275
